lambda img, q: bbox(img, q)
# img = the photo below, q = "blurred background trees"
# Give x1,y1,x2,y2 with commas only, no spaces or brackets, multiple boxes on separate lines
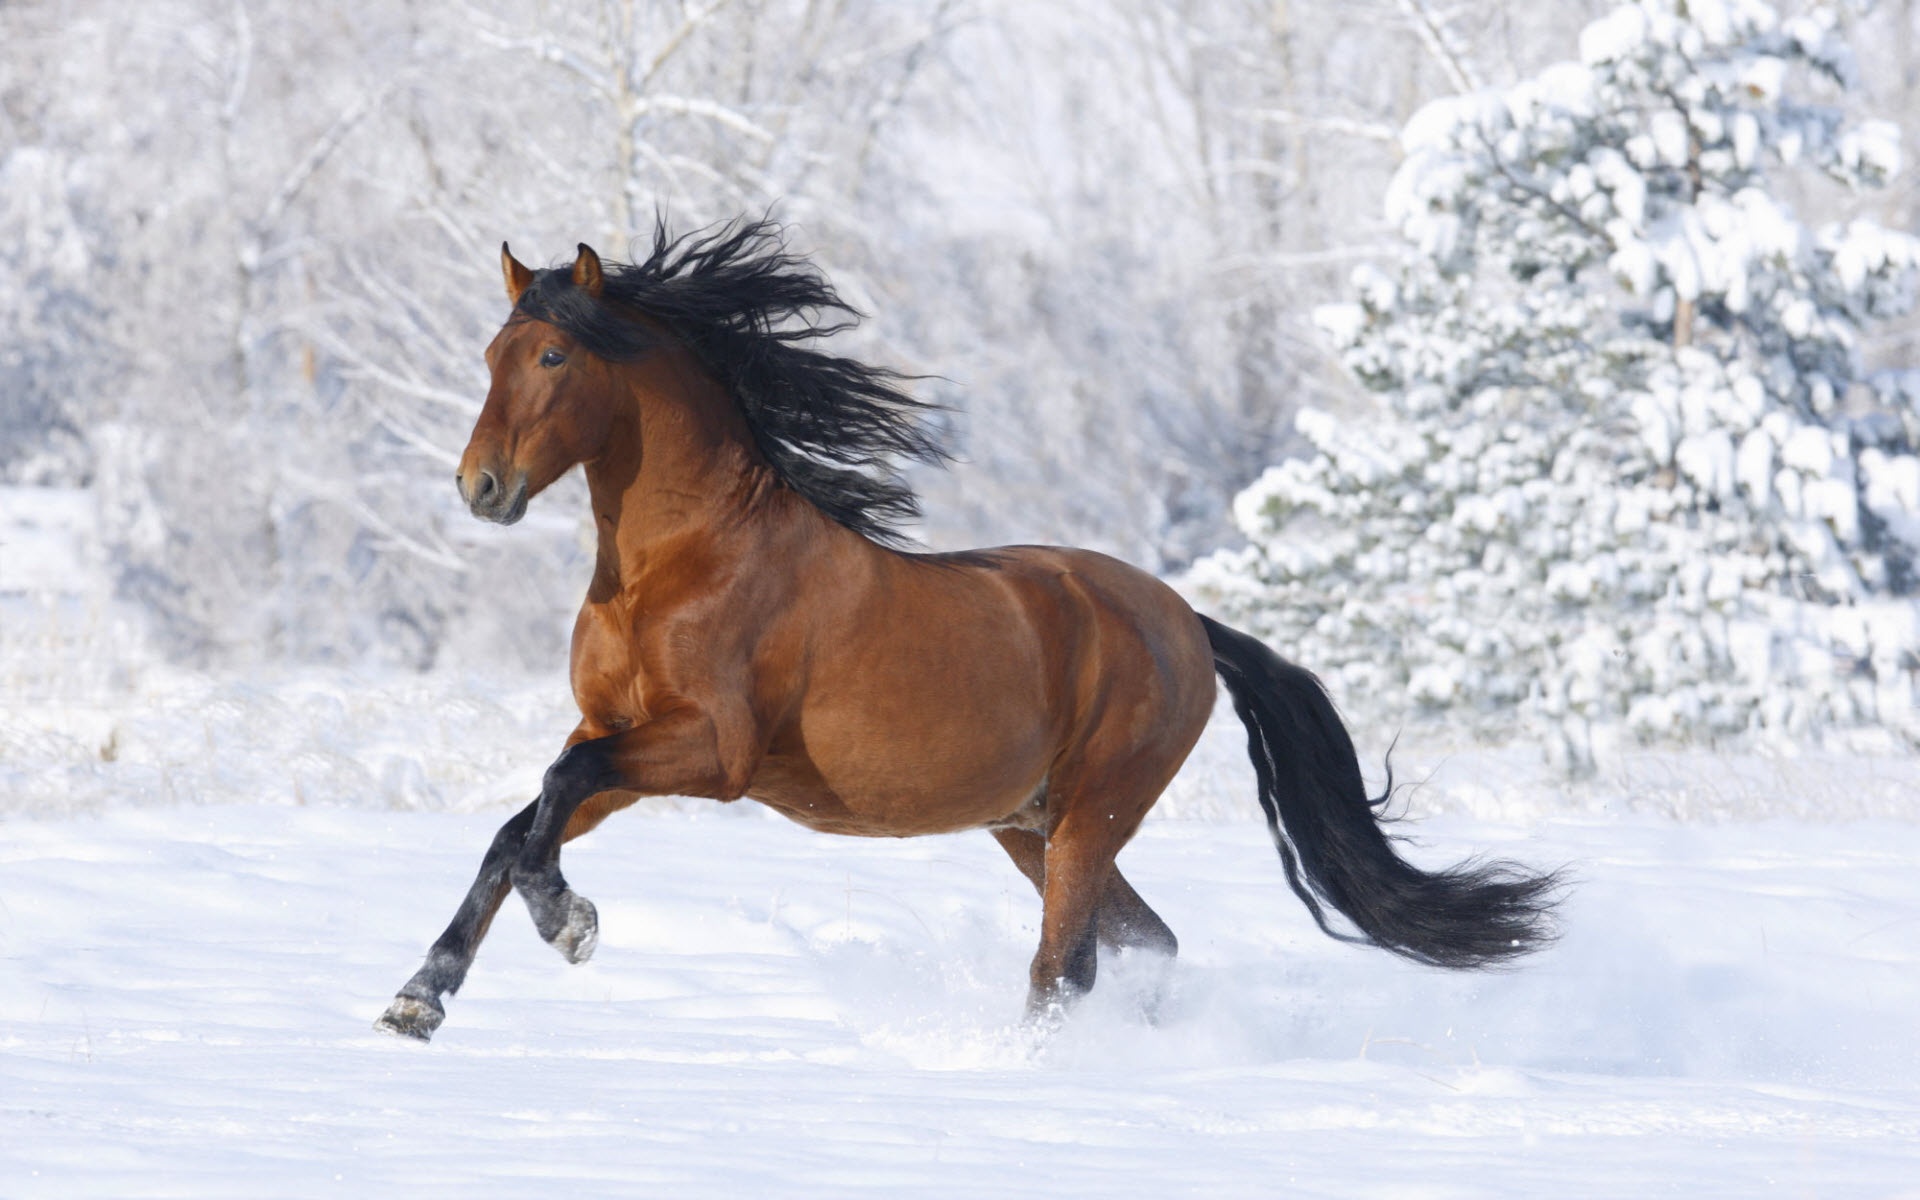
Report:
1191,0,1920,768
7,0,1920,761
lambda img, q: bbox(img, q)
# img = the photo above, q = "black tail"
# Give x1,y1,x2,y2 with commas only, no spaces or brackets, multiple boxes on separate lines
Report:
1200,614,1561,969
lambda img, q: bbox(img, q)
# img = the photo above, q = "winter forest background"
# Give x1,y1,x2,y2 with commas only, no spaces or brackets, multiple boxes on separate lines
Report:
11,0,1920,774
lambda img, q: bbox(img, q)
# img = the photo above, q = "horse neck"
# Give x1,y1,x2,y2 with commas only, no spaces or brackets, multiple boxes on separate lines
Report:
582,353,770,599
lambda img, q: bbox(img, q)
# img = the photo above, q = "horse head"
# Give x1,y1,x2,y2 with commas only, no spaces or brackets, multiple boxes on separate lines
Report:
457,243,620,524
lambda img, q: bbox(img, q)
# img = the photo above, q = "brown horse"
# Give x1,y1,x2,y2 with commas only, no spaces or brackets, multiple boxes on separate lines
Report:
376,220,1558,1042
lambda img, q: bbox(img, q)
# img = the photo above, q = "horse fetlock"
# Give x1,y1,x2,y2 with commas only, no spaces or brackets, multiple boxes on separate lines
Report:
375,993,445,1041
552,890,600,963
1024,964,1091,1023
1022,987,1077,1035
528,887,599,963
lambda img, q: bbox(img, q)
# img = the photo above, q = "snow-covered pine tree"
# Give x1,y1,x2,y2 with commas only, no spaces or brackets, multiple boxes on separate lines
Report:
1187,0,1920,770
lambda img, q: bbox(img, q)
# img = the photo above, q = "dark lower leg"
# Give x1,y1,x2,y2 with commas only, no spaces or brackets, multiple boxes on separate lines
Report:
1028,915,1099,1020
1098,873,1178,957
376,800,537,1039
510,777,599,962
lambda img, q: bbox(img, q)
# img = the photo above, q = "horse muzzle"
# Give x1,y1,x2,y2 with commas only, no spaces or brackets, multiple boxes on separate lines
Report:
458,467,530,525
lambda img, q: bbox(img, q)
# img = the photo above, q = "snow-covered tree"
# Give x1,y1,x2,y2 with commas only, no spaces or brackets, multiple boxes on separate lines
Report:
1189,0,1920,769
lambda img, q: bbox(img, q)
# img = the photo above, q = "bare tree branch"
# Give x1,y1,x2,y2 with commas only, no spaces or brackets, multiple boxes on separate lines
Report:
251,79,402,261
1396,0,1482,94
630,94,778,143
639,0,740,90
220,0,252,125
282,466,469,572
468,25,616,98
1239,108,1400,144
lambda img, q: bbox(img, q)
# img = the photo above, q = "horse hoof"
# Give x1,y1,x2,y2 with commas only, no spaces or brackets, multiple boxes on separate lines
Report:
1022,991,1072,1036
549,891,599,964
375,995,444,1041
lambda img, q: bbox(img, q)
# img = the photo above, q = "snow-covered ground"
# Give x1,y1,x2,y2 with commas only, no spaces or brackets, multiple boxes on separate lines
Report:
5,666,1920,1196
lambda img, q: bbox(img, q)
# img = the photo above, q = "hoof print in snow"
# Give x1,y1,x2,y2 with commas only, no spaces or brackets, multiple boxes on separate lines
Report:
375,996,444,1042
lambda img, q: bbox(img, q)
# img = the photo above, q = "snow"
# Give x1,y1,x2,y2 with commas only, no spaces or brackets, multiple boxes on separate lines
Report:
1650,109,1690,169
0,486,99,595
1580,4,1649,66
1843,119,1903,179
6,591,1920,1195
2,776,1919,1197
1675,428,1736,499
1311,302,1368,348
1735,426,1774,506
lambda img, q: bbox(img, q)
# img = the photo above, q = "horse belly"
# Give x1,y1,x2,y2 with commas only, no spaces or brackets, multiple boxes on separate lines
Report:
747,753,1047,837
749,681,1056,838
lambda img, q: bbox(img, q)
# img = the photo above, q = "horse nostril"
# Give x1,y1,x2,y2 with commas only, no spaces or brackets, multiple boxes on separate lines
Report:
473,470,500,507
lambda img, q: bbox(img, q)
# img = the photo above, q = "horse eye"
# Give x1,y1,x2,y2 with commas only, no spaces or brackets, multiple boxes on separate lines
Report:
540,349,566,367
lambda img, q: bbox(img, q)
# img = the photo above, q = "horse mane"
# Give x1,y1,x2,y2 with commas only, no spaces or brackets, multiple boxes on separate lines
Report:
510,217,950,545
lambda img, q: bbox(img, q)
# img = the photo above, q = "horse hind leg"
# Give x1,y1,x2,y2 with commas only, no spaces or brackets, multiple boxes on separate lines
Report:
1013,683,1206,1024
990,828,1177,957
1026,839,1103,1025
1097,872,1178,958
1019,785,1169,1022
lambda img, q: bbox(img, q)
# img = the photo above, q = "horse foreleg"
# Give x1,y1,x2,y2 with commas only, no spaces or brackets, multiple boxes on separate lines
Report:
375,799,537,1041
511,710,746,964
509,747,608,966
991,828,1177,957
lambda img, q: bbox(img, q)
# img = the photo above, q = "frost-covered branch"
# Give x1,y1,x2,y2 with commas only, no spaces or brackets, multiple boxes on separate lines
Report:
1395,0,1483,94
628,95,777,143
468,25,616,98
282,467,469,573
638,0,740,90
220,0,252,124
251,81,399,262
1239,108,1400,144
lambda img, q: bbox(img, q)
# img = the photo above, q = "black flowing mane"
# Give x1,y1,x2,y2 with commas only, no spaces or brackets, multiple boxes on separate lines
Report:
510,218,950,545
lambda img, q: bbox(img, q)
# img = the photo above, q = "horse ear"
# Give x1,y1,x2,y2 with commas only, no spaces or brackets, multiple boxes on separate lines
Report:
571,243,604,299
501,242,534,305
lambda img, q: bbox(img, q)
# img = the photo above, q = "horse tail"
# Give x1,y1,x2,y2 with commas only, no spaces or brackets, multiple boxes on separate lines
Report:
1199,614,1561,969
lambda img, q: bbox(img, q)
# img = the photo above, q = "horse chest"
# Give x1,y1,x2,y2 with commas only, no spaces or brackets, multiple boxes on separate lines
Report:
568,603,662,726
